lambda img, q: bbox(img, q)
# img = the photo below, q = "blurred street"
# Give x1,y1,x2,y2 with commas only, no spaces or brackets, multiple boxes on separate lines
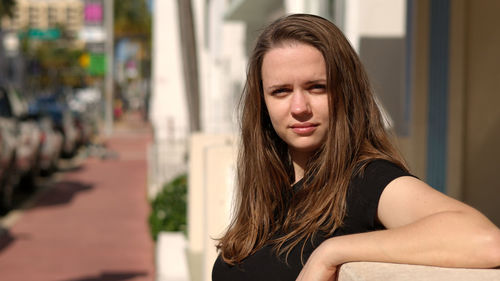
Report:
0,112,154,281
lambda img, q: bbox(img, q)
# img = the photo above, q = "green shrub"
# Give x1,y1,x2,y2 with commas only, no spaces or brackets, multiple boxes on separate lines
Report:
148,173,187,241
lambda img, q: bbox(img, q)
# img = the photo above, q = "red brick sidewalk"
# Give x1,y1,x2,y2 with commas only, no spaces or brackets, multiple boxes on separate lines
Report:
0,113,155,281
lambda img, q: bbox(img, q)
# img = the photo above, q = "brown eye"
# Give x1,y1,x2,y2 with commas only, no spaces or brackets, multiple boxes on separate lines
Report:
310,84,326,93
271,88,290,96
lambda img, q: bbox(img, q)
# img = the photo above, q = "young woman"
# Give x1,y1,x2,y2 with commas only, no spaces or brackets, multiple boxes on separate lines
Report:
212,14,500,281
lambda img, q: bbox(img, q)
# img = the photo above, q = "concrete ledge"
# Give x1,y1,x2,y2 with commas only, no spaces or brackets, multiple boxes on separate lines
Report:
339,262,500,281
156,232,189,281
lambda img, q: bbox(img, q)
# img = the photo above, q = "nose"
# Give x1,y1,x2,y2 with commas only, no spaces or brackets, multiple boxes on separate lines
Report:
290,90,312,118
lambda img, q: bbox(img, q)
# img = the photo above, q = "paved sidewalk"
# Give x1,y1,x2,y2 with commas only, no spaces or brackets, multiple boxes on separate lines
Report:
0,113,155,281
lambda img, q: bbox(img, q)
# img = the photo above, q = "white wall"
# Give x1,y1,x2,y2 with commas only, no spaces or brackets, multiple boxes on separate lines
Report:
201,0,246,134
345,0,406,51
186,2,245,280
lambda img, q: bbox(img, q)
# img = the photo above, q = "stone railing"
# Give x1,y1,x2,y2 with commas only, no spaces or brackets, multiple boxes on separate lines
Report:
338,261,500,281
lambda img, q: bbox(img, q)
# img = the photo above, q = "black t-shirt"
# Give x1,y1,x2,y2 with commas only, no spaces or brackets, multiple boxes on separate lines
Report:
212,159,412,281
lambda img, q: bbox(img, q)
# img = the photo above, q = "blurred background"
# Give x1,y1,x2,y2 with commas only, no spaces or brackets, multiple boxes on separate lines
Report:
0,0,498,281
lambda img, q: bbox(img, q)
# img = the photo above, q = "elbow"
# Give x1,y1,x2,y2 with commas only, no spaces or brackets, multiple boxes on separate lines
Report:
458,209,500,267
490,229,500,267
478,227,500,268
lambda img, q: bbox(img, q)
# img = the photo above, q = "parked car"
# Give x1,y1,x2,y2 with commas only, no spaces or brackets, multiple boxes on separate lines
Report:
68,87,101,146
0,85,42,195
72,111,93,147
28,114,63,176
0,115,18,212
29,95,79,158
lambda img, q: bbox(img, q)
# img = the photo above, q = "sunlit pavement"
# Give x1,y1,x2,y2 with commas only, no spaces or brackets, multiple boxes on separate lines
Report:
0,112,155,281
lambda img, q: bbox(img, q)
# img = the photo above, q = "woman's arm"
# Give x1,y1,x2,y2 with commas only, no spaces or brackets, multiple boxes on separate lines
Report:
296,176,500,281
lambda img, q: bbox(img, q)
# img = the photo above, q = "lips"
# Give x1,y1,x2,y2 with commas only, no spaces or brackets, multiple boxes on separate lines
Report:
290,122,318,135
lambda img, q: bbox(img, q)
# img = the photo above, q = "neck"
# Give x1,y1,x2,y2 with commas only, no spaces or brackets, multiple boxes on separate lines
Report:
289,149,312,184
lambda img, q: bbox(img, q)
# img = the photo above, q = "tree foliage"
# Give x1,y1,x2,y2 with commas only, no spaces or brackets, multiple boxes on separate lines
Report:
21,25,87,90
0,0,16,18
113,0,152,78
25,42,86,89
114,0,151,39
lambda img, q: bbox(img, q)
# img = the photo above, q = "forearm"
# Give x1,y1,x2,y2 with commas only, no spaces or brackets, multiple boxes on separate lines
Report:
322,210,500,268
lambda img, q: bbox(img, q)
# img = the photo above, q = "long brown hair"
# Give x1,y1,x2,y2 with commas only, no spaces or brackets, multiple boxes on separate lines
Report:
216,14,408,264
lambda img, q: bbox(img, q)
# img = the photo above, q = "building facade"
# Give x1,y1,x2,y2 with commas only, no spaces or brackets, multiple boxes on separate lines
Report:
1,0,84,38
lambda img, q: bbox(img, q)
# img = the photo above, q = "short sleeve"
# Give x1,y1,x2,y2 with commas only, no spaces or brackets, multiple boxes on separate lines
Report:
339,159,414,235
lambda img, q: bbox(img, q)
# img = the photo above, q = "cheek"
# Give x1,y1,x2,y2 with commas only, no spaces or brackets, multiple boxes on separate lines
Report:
321,105,330,122
265,108,288,140
317,97,331,120
265,103,286,129
267,112,281,134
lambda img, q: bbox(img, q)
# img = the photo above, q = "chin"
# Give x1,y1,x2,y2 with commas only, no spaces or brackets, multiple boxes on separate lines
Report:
288,144,322,154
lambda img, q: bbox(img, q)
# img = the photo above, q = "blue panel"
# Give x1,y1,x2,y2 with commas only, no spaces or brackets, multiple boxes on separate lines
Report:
426,0,450,193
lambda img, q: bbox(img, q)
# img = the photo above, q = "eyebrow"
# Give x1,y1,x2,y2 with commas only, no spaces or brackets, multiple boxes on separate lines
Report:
305,79,327,85
266,84,290,92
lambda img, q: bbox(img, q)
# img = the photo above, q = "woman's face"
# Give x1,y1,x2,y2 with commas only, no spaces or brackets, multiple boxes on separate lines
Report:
262,42,330,158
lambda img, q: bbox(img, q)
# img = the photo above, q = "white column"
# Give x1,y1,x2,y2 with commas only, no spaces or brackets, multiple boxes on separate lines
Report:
344,0,360,51
150,0,189,142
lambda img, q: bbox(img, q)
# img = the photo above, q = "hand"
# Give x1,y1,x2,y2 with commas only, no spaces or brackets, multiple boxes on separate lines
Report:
296,239,340,281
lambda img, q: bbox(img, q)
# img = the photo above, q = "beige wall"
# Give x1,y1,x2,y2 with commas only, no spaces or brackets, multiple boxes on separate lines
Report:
187,133,237,281
461,0,500,226
202,144,237,281
402,0,429,179
412,0,500,226
447,0,467,200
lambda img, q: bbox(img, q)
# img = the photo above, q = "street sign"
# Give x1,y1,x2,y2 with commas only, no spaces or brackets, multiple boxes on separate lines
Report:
84,2,104,24
89,53,106,76
27,28,61,40
79,26,106,43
